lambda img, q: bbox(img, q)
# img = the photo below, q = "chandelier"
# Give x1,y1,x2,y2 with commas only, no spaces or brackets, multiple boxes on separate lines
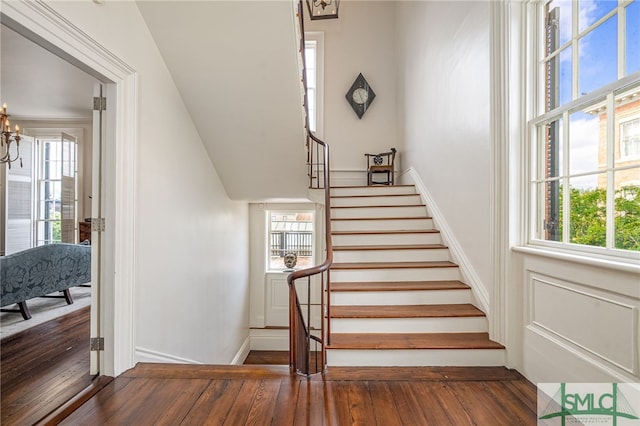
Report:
1,103,22,169
306,0,339,20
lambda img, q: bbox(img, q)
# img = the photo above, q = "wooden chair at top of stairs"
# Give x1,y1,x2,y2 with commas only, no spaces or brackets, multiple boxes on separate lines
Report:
365,148,396,186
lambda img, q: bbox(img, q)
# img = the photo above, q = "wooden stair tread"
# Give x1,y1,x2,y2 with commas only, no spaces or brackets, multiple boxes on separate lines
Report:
332,229,440,235
331,303,485,318
331,216,431,221
333,244,447,251
331,194,418,199
331,185,415,189
331,280,470,292
327,333,504,350
332,204,426,209
331,261,457,270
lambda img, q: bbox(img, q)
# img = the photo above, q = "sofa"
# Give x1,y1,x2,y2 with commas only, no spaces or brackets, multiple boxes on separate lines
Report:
0,243,91,320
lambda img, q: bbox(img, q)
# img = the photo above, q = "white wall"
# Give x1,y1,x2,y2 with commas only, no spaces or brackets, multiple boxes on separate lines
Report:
305,1,398,178
9,1,251,365
395,1,492,298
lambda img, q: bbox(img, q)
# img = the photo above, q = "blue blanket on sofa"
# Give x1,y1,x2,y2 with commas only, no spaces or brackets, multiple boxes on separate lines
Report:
1,243,91,320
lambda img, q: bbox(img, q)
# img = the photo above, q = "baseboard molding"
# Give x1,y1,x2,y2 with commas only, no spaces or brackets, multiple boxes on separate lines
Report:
250,328,289,351
135,347,202,365
231,336,251,365
330,170,367,187
400,168,490,313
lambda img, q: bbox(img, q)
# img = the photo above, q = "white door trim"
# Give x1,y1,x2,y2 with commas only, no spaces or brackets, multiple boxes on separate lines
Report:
2,0,138,377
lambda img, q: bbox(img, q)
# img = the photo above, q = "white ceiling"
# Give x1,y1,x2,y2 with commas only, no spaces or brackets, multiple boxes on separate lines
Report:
0,24,98,121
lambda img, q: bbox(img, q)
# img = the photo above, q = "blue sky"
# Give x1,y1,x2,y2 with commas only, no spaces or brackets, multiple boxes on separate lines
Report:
547,0,639,190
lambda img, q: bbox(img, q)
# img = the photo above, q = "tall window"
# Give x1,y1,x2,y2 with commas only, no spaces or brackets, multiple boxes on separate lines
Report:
268,211,314,271
305,32,324,136
531,0,640,254
36,134,78,245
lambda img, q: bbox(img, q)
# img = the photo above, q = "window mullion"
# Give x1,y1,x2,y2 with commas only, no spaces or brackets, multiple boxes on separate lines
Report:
562,110,570,244
572,0,579,101
618,1,625,79
606,93,616,248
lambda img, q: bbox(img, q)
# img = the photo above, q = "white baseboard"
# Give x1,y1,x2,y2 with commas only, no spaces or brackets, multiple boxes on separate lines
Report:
250,328,289,351
231,336,252,365
400,168,490,313
330,170,367,187
135,347,203,365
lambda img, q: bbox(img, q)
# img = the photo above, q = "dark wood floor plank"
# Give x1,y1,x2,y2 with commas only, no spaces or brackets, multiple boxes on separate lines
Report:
484,381,538,424
412,381,455,425
183,379,243,425
243,350,289,365
347,381,377,425
271,377,301,426
91,377,165,425
366,381,403,426
294,379,324,425
243,379,281,426
138,378,210,426
390,381,431,425
323,381,354,426
223,380,262,425
448,381,516,425
504,378,539,414
430,382,475,425
59,377,135,424
1,306,91,425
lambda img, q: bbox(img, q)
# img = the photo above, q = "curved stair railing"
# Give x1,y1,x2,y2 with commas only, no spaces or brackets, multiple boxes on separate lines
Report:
287,0,333,377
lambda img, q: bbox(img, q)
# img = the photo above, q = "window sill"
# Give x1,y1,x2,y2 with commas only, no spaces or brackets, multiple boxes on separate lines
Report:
512,245,640,274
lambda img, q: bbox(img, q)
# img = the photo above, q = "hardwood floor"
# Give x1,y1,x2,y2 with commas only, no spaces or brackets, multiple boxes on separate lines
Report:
0,306,93,425
59,361,537,425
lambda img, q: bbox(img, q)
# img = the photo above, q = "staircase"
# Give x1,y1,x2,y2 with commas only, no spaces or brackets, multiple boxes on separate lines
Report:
325,184,505,367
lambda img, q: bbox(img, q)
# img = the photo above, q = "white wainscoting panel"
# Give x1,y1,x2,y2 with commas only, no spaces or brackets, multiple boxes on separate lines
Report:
530,273,637,373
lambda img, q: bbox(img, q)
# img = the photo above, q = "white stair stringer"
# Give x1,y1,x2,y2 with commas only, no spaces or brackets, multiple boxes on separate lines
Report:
326,185,504,368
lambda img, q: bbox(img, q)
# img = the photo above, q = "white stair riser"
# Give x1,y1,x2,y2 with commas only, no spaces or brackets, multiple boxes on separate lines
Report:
332,233,442,246
331,195,423,207
332,206,428,219
330,317,487,333
333,248,449,263
332,218,434,232
331,267,460,282
326,348,506,367
330,289,471,306
331,186,416,197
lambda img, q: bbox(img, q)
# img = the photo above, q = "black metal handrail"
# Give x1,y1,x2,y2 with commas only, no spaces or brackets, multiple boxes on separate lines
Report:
287,0,333,377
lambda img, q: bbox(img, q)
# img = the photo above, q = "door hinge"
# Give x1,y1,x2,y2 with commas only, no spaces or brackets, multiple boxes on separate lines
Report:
91,217,105,232
90,337,104,351
93,96,107,111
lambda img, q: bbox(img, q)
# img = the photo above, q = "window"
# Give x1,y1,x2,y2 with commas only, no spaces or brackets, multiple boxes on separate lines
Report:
35,133,78,246
268,211,314,271
305,32,324,136
531,0,640,254
620,117,640,158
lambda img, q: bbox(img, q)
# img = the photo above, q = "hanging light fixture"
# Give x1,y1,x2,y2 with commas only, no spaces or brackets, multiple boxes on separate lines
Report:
306,0,339,20
1,103,23,169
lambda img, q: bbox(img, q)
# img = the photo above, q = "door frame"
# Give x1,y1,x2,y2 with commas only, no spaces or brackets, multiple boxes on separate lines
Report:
1,2,138,376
